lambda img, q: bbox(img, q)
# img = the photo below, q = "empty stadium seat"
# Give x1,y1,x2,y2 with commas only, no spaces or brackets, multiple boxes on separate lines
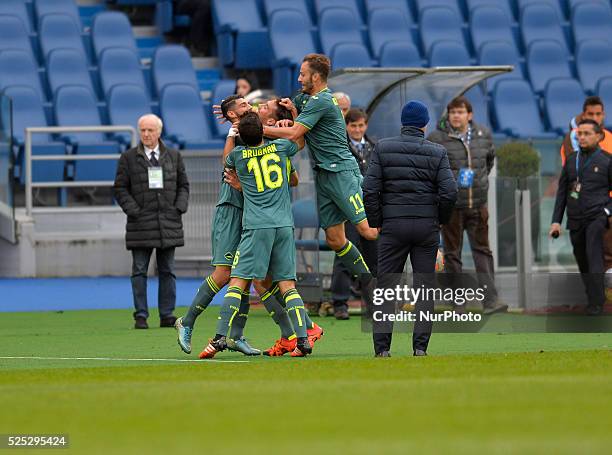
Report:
319,7,364,57
99,47,147,100
596,76,612,130
315,0,364,23
152,45,198,98
91,12,138,60
466,0,514,20
520,3,568,53
572,2,612,46
575,40,612,93
429,41,471,67
517,0,565,22
47,49,96,100
464,85,490,126
268,9,318,97
263,0,314,26
0,0,33,34
478,41,524,92
34,0,82,30
160,84,220,149
545,78,586,135
364,0,413,24
0,50,46,101
54,85,121,180
211,79,237,137
493,79,557,138
0,15,35,56
331,42,372,70
470,6,516,56
107,84,150,145
416,0,463,18
368,8,413,59
419,7,466,56
526,40,572,93
378,41,422,67
212,0,272,68
39,14,87,62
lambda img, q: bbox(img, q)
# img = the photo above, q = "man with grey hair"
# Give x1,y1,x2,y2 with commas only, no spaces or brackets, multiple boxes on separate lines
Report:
332,91,351,117
114,114,190,329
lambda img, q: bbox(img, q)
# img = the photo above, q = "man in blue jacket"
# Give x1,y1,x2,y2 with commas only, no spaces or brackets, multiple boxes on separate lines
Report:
362,101,457,357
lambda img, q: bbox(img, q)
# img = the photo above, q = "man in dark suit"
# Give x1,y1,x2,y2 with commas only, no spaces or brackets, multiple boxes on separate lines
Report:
550,119,612,316
363,101,457,357
114,114,190,329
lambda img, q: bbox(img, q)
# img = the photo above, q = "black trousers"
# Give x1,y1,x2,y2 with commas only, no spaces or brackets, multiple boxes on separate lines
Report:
373,218,439,354
331,222,378,310
569,216,607,309
131,247,176,320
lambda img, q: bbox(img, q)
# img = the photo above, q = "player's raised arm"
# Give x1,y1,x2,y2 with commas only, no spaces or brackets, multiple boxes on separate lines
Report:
263,122,309,143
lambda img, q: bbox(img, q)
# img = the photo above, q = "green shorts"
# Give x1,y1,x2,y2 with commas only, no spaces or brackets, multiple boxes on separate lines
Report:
211,204,242,267
231,226,296,281
315,168,368,229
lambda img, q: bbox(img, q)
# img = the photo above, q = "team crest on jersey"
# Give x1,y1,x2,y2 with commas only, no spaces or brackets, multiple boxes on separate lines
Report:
224,252,234,261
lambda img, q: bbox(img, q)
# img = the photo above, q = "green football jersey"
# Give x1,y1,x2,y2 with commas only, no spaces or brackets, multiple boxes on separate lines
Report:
225,138,298,229
293,88,359,172
216,179,244,209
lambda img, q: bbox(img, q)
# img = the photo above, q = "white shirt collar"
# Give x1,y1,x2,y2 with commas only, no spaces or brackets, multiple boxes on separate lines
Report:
144,144,160,160
350,137,366,147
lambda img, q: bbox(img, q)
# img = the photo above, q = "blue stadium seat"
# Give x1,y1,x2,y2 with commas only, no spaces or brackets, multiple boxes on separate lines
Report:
419,7,466,56
91,12,138,60
34,0,82,30
0,50,45,101
572,2,612,46
0,15,35,56
47,49,96,100
211,0,272,68
364,0,413,24
470,6,516,56
479,41,524,94
517,0,565,22
429,41,471,67
596,76,612,130
378,41,422,67
160,84,221,149
319,7,364,56
416,0,462,18
107,84,150,145
152,45,198,98
368,8,413,59
2,85,66,184
39,14,87,62
268,9,318,97
315,0,364,23
545,78,586,135
99,47,147,100
466,0,514,20
263,0,314,26
520,3,568,53
211,79,236,137
293,198,330,251
331,42,373,70
526,40,572,93
464,85,490,126
492,79,557,138
54,85,121,180
576,39,612,93
0,0,33,34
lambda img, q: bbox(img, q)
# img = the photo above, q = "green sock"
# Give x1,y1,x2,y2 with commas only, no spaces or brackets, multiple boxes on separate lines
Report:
283,288,308,338
336,241,370,278
229,290,250,340
261,286,295,339
271,285,314,330
182,275,221,328
215,286,242,336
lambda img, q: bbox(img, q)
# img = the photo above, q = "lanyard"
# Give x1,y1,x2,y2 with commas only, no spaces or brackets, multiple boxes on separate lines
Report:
575,149,600,183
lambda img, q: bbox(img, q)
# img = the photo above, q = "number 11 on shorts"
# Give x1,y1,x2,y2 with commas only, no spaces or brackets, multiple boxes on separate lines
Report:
349,192,365,215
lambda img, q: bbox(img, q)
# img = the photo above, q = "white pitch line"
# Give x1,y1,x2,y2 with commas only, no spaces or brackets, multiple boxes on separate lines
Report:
0,356,249,364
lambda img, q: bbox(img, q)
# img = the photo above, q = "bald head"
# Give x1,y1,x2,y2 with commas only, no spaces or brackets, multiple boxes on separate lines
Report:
138,114,163,149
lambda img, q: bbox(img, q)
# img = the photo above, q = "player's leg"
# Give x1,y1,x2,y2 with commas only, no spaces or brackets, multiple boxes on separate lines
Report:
253,278,296,338
226,285,261,356
255,275,316,330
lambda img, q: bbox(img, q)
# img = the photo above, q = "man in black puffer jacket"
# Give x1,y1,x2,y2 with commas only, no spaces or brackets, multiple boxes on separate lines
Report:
427,96,506,315
363,100,457,357
114,114,190,329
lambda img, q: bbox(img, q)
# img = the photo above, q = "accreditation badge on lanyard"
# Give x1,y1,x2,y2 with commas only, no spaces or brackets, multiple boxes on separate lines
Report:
572,150,599,199
148,167,164,189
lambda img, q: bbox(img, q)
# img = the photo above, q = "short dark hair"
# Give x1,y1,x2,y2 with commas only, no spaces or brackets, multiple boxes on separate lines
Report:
446,96,473,114
238,112,263,146
345,108,368,125
272,98,293,122
303,53,331,81
221,95,241,121
577,118,603,134
583,96,604,112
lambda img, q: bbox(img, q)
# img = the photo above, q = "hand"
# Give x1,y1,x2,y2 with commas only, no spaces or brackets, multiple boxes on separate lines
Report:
279,98,296,114
549,223,561,238
275,119,293,128
224,168,242,191
212,104,227,123
227,122,239,138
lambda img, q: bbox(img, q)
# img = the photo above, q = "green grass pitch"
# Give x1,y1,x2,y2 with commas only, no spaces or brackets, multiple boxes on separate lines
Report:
1,308,611,454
